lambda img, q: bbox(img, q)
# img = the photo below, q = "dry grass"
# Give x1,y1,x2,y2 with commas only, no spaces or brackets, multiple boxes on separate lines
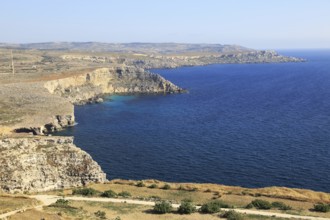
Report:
0,195,40,214
47,200,222,220
109,179,330,204
8,209,63,220
39,180,330,219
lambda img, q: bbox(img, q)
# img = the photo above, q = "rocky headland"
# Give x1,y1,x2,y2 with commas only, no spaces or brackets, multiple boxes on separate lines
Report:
0,43,306,193
0,136,106,193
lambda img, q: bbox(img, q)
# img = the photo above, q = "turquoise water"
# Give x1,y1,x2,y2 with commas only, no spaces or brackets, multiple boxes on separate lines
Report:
58,50,330,192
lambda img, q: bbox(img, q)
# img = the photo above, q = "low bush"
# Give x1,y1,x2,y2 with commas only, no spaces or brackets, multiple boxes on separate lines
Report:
148,184,158,189
221,210,244,220
245,203,254,209
72,188,99,196
118,191,131,198
162,184,171,190
313,203,330,212
94,210,106,219
200,200,230,213
52,199,69,207
153,201,173,214
271,201,292,210
248,199,272,210
101,190,117,198
178,199,196,214
136,182,145,187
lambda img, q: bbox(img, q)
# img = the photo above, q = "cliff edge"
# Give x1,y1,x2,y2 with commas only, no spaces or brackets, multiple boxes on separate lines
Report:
0,136,106,193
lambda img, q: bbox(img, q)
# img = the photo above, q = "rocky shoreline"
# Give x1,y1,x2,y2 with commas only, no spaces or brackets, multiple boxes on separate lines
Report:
0,65,183,193
0,45,306,193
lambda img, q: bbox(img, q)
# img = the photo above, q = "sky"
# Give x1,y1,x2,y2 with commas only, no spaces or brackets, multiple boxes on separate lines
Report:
1,0,329,49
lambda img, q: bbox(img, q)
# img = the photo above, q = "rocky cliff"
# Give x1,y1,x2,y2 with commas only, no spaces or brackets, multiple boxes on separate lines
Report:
0,65,183,192
0,136,106,193
44,66,183,104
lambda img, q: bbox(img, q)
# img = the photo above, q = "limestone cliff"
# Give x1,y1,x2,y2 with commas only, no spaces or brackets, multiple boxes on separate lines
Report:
0,136,106,193
44,66,184,104
0,65,183,193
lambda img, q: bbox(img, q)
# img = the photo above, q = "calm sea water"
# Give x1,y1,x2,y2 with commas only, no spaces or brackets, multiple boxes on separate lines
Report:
57,50,330,192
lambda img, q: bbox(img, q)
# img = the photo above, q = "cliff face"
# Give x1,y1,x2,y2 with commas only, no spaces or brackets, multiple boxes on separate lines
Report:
0,136,106,193
44,66,183,104
0,66,183,193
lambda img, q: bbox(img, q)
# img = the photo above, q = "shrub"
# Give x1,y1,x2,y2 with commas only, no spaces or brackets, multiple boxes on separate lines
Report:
72,188,99,196
101,190,117,198
149,184,158,189
178,199,196,214
200,200,230,213
53,199,69,207
221,210,244,220
136,182,145,187
249,199,272,210
153,201,173,214
162,184,171,190
271,201,292,210
94,210,106,219
118,191,131,198
313,203,330,212
245,203,254,209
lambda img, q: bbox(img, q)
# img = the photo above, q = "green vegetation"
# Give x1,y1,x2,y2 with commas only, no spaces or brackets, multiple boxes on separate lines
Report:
53,199,69,207
313,203,330,212
136,182,145,187
200,200,230,213
118,191,131,198
101,190,117,198
162,184,171,190
271,201,292,210
153,201,173,214
72,187,100,196
247,200,292,211
177,199,196,214
221,210,244,220
94,210,106,219
148,183,158,189
248,199,272,210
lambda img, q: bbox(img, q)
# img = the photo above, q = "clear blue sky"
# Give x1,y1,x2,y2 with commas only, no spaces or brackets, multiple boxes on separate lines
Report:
1,0,329,49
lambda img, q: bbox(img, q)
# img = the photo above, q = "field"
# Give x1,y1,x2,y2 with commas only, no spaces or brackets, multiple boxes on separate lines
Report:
0,195,39,214
8,180,326,220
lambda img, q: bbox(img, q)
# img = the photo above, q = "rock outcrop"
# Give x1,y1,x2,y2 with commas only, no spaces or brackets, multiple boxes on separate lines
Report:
0,136,106,193
0,65,183,193
44,66,184,104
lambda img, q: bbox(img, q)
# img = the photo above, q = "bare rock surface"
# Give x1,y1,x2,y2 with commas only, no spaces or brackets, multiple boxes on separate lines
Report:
44,66,183,105
0,136,106,193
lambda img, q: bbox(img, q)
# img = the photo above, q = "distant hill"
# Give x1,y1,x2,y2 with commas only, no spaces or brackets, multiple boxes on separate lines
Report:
0,42,253,54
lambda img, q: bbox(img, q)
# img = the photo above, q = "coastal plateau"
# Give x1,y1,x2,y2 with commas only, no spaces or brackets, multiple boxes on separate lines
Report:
0,43,305,193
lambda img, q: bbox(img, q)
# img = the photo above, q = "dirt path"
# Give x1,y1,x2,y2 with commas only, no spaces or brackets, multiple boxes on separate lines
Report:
0,205,43,219
1,195,329,220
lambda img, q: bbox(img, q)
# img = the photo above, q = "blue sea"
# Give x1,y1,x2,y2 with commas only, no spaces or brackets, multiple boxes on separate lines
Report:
57,50,330,192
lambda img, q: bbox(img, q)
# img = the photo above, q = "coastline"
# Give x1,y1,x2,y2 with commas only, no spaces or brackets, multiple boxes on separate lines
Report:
0,47,315,196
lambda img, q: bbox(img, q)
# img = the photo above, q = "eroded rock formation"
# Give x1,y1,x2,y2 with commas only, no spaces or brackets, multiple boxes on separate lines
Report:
0,136,106,193
44,66,183,104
